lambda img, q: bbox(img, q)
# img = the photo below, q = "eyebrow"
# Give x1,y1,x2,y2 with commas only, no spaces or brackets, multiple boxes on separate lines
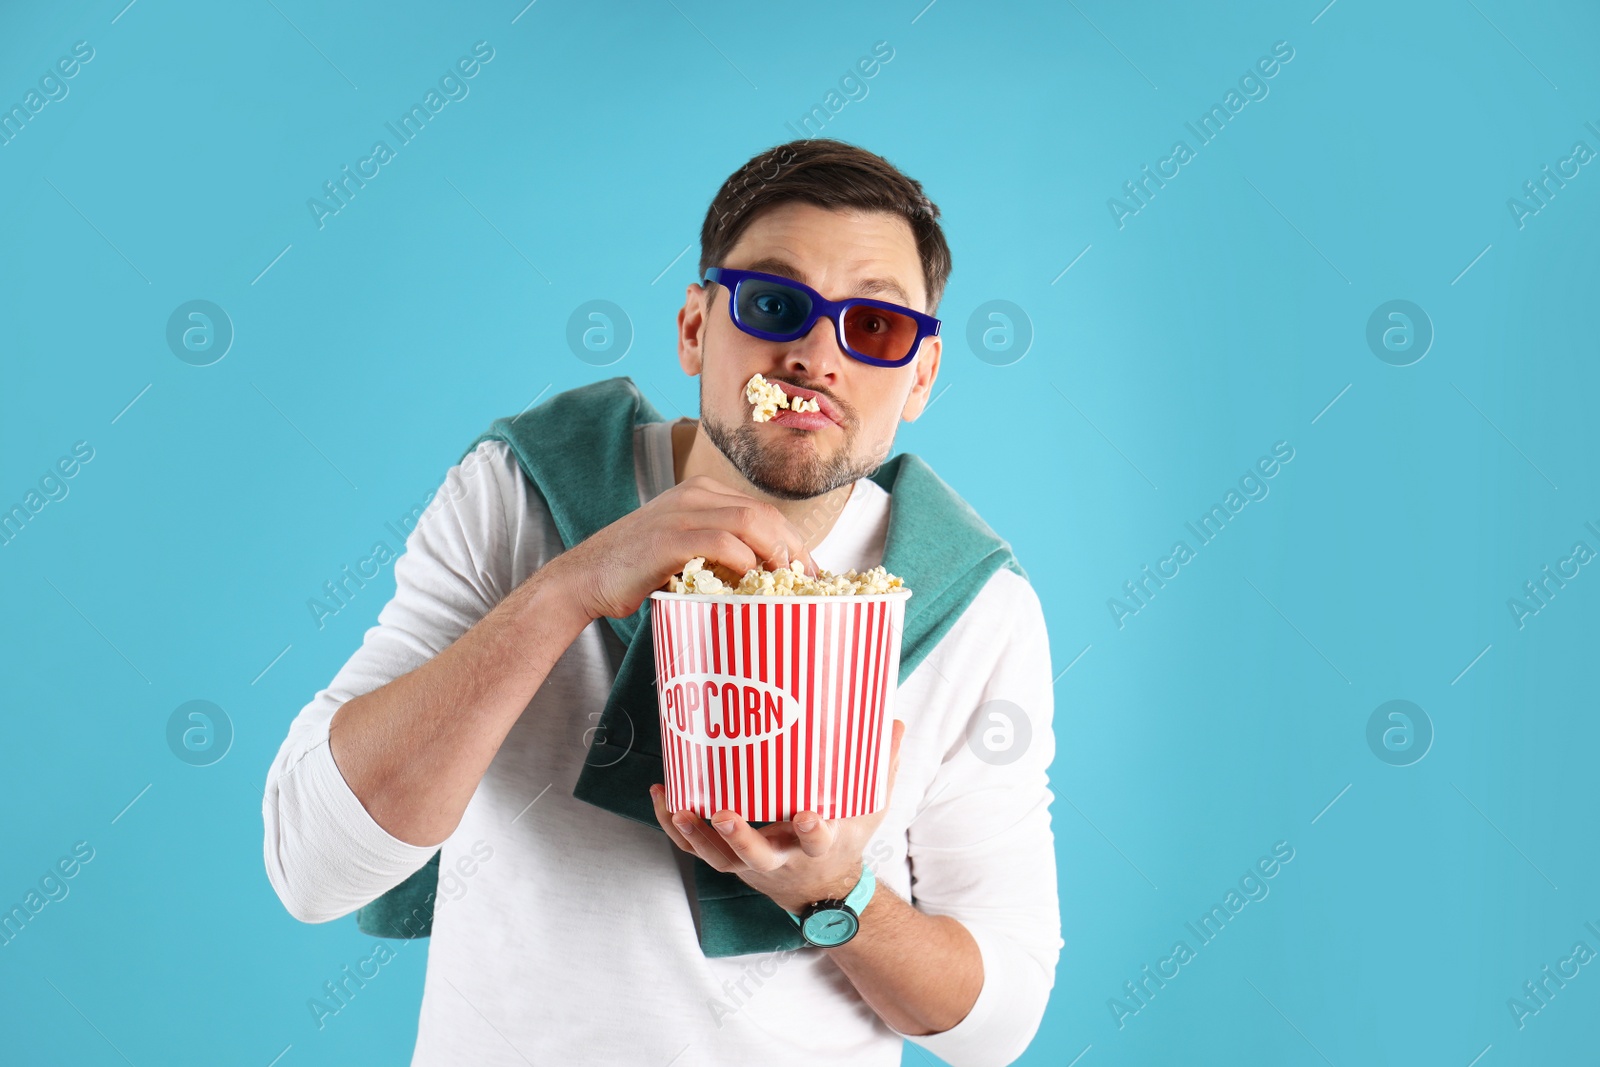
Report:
739,257,916,309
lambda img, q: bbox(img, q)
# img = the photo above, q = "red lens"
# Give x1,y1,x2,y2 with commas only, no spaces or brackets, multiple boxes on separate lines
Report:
841,304,918,363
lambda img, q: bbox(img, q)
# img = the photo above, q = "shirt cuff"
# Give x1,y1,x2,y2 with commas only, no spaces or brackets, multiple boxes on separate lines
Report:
887,917,1052,1067
311,732,441,859
268,726,441,923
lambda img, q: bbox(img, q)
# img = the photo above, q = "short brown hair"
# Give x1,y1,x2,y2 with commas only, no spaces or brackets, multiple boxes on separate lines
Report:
698,138,952,315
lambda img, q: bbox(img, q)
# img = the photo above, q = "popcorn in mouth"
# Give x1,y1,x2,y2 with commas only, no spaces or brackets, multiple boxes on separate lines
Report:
745,373,822,423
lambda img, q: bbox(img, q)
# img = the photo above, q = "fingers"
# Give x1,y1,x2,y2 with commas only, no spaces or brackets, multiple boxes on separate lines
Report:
708,811,785,871
792,722,900,858
674,511,810,576
709,504,812,574
696,529,761,577
650,785,738,870
792,809,835,858
649,784,697,853
677,481,812,564
666,479,820,579
792,542,820,576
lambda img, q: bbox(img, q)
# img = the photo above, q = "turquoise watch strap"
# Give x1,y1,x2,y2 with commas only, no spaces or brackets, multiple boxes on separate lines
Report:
786,862,876,924
844,861,876,913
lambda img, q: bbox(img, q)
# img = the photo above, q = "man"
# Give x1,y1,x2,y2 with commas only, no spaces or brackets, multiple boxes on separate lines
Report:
263,138,1061,1066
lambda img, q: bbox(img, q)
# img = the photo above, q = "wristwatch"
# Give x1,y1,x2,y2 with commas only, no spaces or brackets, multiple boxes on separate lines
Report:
785,863,876,948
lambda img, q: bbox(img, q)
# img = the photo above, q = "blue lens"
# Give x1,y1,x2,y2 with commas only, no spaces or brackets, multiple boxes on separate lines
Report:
737,279,812,335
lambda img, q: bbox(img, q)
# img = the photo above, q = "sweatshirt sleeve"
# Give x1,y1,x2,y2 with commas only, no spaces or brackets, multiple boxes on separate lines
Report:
890,571,1064,1067
261,440,525,924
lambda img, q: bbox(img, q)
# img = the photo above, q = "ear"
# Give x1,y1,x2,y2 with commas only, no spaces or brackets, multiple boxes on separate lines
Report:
898,335,942,422
678,282,711,376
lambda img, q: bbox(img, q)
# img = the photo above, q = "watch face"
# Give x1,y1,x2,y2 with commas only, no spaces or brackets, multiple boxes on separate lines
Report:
801,906,859,947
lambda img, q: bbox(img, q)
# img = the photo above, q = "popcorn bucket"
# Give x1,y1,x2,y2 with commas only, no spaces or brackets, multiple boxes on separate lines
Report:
648,590,912,823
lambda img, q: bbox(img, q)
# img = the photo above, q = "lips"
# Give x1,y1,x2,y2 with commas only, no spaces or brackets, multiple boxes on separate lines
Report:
771,381,843,426
770,408,835,430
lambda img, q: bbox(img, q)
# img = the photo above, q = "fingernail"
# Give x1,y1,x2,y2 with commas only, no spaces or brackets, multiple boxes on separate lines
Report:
677,818,695,836
713,819,735,835
796,816,817,832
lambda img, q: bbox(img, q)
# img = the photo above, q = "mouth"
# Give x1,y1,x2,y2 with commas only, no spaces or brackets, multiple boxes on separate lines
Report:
768,381,844,427
768,407,836,431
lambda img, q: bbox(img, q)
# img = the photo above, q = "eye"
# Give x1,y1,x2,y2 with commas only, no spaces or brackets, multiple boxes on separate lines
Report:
857,314,886,334
753,293,791,317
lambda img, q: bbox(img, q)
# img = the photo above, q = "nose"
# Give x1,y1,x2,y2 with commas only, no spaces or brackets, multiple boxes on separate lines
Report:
783,312,847,382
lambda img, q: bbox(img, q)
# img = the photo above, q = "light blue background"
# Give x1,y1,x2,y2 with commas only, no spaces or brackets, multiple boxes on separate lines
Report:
3,0,1597,1063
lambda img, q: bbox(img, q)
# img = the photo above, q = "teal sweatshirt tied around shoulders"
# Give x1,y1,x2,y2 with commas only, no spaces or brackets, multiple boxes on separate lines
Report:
354,376,1026,958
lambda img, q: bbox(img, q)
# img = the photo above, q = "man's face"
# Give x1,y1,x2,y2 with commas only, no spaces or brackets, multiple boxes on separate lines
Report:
676,201,942,501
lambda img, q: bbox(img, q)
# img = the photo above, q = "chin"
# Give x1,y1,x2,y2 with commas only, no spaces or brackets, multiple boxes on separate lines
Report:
748,466,830,500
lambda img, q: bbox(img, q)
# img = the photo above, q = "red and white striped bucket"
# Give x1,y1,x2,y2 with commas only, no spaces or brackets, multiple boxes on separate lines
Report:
648,589,912,823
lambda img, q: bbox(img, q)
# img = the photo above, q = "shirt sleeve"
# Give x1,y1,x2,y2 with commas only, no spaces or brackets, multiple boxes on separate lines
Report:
888,571,1063,1067
261,440,527,924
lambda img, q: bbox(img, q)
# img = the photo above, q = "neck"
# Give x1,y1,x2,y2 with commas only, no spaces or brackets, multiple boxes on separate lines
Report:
670,418,855,553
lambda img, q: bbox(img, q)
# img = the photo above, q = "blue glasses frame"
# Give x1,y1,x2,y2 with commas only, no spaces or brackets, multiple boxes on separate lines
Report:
702,266,940,368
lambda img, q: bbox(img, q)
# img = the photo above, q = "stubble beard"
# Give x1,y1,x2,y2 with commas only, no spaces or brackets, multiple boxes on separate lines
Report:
699,380,884,501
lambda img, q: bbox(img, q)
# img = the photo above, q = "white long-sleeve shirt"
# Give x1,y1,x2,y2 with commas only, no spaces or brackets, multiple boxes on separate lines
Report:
262,415,1062,1067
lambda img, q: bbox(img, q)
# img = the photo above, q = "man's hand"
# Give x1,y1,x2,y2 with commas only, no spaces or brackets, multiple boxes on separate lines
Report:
546,474,820,622
648,719,905,914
